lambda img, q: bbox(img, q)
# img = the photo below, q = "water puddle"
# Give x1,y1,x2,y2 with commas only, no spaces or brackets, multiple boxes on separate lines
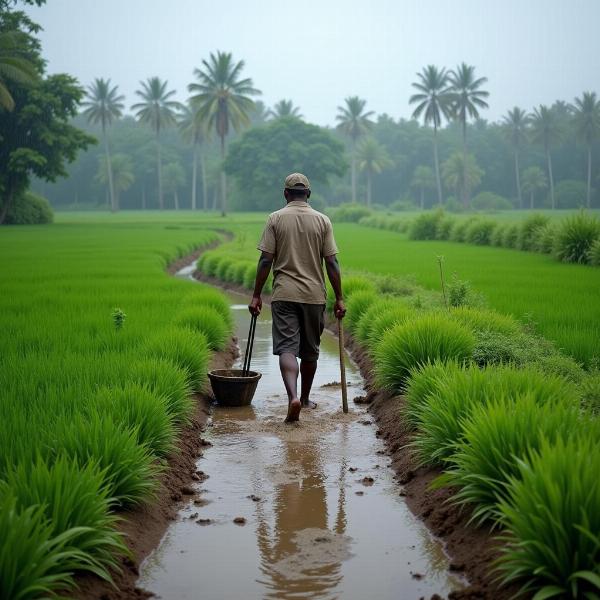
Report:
138,265,464,599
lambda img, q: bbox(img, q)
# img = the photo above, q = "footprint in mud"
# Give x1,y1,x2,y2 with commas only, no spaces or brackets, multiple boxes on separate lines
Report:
361,476,375,486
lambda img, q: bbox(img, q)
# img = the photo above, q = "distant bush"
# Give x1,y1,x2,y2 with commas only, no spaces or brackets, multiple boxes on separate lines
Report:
588,238,600,266
408,209,444,240
389,199,417,211
554,179,588,208
490,223,508,247
517,213,550,251
5,192,54,225
444,197,463,213
374,314,474,393
471,191,513,211
531,222,557,254
464,218,497,245
435,215,455,240
308,194,326,213
449,217,476,243
501,223,519,248
330,203,372,223
553,212,600,264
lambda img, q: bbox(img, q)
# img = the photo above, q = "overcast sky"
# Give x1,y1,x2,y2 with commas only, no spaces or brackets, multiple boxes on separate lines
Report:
26,0,600,127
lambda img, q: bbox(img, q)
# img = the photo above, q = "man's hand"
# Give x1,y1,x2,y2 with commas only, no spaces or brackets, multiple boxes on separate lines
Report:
334,299,346,319
248,295,262,316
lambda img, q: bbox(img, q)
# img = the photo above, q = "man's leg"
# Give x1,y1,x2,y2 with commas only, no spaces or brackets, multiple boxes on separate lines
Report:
279,352,301,422
300,360,318,408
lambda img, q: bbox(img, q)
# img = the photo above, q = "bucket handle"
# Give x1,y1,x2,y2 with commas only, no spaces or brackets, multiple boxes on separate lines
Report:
242,314,257,377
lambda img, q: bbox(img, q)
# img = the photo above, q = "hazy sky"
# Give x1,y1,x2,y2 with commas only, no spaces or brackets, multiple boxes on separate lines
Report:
27,0,600,127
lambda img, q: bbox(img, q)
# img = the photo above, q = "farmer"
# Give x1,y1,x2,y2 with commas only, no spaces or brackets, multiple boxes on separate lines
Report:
249,173,345,423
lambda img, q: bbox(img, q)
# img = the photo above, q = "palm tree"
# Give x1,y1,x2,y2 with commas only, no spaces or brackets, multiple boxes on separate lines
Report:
411,165,436,209
132,77,182,210
0,30,38,111
179,102,208,210
448,63,489,208
95,154,134,211
502,107,529,209
356,137,392,206
336,96,374,204
530,105,563,210
162,162,186,210
82,78,124,212
442,152,484,200
571,92,600,208
521,166,547,209
409,65,453,205
188,51,260,216
268,99,302,119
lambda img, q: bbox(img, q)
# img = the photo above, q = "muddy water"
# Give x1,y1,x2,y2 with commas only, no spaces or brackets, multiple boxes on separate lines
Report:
138,266,464,599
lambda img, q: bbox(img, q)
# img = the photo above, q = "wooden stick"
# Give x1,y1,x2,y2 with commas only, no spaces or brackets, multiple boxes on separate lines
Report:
338,318,348,413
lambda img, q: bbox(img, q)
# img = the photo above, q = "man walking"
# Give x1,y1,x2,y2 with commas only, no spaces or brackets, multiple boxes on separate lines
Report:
249,173,345,423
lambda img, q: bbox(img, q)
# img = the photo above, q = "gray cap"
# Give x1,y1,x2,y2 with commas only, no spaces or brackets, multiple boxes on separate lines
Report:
284,172,311,190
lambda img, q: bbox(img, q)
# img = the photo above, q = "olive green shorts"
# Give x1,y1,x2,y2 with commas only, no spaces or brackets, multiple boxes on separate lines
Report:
271,301,326,361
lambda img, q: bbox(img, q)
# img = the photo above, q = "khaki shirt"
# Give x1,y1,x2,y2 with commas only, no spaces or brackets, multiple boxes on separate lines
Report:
257,200,338,304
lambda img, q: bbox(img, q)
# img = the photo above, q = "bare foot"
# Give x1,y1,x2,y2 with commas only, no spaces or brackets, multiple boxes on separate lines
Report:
285,398,301,423
301,399,318,409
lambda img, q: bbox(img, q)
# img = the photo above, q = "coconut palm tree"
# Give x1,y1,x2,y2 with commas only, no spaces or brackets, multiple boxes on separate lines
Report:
521,166,547,209
95,153,134,211
82,78,125,212
571,92,600,208
356,137,392,206
188,51,260,216
448,63,489,208
0,30,38,111
502,107,529,209
179,102,208,210
409,65,453,205
530,105,563,210
268,99,302,119
132,77,182,210
442,152,484,200
336,96,374,204
411,165,436,209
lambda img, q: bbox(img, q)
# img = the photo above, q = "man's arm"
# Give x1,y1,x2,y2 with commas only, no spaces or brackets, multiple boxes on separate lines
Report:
324,254,346,319
248,251,274,316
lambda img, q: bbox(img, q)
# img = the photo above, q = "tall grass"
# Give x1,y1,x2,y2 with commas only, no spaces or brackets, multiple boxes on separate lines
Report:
354,298,398,345
345,289,379,333
174,305,230,350
553,212,600,264
366,304,414,352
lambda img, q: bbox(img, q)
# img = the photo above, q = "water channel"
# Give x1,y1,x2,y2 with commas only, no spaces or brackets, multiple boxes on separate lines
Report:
137,263,464,599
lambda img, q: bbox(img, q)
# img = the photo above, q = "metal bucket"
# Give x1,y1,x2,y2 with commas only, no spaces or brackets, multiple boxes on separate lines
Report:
208,368,262,407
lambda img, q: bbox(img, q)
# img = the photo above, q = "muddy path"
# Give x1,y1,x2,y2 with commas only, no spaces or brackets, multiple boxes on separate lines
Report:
136,263,465,599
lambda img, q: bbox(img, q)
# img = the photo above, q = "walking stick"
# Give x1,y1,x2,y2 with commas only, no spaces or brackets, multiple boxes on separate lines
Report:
243,314,257,377
337,318,348,413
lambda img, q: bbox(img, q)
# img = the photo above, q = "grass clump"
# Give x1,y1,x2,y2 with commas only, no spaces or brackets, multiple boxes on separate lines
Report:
408,209,444,240
553,212,600,264
215,256,235,280
326,275,376,314
345,290,379,333
145,326,210,392
354,298,398,345
517,213,549,250
464,219,497,245
497,434,600,599
366,304,414,352
182,287,233,328
174,305,230,351
587,238,600,266
374,314,474,393
439,394,581,525
501,223,520,248
450,306,521,337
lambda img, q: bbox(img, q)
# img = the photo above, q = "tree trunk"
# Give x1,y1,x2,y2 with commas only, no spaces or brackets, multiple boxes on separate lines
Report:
103,125,117,212
462,119,469,209
420,187,424,210
366,170,372,207
220,135,227,217
433,126,443,205
586,144,592,209
351,139,357,204
157,135,163,210
546,147,555,209
200,151,208,211
191,143,198,211
0,190,13,224
514,147,522,209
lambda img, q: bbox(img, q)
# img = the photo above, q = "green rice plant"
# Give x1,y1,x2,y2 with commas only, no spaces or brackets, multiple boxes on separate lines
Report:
263,271,273,294
404,359,463,429
93,383,176,458
464,219,497,245
410,365,578,466
450,306,521,337
326,275,376,313
517,213,550,250
553,212,600,264
216,256,235,280
1,455,127,581
374,314,474,394
496,434,600,599
224,261,239,282
531,222,557,254
501,223,520,248
354,298,398,344
195,251,211,273
243,263,256,289
181,287,232,327
145,326,210,391
174,305,230,351
408,210,444,240
129,357,193,424
579,371,600,415
587,237,600,266
50,412,161,507
366,304,414,352
345,289,379,333
202,252,224,277
235,261,253,284
438,394,581,526
0,495,90,600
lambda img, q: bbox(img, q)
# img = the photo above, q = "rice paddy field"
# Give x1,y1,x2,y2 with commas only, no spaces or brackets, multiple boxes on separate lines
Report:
1,209,599,599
